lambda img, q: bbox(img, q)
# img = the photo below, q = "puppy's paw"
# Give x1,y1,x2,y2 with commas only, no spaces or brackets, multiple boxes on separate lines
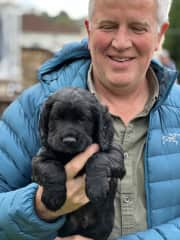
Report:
86,177,110,203
42,188,66,211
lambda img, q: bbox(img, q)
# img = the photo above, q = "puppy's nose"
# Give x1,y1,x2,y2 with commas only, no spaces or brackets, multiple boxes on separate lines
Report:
62,136,77,144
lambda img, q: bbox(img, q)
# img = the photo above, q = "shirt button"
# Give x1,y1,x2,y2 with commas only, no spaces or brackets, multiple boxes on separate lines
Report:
124,152,129,159
123,196,130,203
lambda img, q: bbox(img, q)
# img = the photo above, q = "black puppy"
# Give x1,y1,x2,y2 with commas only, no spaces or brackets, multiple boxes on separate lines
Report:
32,87,125,240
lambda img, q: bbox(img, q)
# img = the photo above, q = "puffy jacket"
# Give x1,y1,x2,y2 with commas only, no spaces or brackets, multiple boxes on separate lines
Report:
0,39,180,240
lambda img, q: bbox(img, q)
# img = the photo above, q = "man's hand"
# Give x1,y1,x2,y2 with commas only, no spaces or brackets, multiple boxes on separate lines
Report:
55,236,93,240
35,144,99,221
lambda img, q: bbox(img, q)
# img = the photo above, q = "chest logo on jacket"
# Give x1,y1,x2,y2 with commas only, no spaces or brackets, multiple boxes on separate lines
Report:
162,133,180,145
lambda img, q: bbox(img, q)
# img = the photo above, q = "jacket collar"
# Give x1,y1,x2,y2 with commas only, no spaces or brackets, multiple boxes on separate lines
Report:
38,38,90,83
150,60,179,110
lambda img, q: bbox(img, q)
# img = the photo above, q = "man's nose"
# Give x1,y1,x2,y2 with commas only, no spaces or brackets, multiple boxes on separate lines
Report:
111,27,132,50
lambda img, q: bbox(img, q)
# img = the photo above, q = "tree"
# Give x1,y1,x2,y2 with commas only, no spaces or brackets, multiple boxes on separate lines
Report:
53,11,72,24
164,0,180,75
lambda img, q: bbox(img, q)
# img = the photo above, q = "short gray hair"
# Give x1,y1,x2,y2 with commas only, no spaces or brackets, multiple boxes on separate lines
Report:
88,0,173,30
156,0,172,28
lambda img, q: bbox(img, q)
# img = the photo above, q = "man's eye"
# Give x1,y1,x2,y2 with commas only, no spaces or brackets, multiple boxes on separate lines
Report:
99,25,116,31
132,26,147,34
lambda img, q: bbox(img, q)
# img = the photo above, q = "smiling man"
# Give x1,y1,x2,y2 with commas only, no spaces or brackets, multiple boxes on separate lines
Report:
84,0,168,123
0,0,180,240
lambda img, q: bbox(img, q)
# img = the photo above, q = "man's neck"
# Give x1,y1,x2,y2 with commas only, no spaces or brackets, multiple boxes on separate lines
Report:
94,79,150,126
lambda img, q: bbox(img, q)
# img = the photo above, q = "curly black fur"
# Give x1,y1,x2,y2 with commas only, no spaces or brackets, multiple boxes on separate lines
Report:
32,87,125,240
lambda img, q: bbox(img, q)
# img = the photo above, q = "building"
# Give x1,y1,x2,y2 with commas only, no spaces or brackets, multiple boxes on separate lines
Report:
0,0,22,98
0,3,86,113
21,14,86,52
20,13,86,88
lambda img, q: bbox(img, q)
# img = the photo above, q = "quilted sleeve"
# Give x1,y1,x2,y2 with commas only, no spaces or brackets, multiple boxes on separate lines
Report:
0,183,65,240
0,85,65,239
117,217,180,240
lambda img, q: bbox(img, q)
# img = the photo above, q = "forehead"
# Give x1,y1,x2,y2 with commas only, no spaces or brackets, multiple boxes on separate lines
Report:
92,0,157,21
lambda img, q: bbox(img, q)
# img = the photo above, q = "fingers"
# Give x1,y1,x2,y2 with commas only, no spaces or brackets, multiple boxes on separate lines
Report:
66,175,89,204
56,175,89,216
65,144,99,180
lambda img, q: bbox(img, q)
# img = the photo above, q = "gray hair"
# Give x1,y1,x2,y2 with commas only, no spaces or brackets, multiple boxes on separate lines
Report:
88,0,173,30
156,0,172,28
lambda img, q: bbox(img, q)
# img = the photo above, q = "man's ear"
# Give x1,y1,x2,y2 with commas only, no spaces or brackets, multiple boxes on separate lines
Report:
156,22,169,51
84,19,92,50
84,19,90,36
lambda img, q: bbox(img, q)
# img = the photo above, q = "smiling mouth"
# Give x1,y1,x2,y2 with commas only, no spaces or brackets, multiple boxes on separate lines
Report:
109,56,135,62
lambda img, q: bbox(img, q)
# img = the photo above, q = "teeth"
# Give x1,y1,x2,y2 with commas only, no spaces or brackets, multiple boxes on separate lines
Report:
112,57,130,62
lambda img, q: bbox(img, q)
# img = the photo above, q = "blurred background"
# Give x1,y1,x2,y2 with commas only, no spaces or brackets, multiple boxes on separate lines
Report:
0,0,179,114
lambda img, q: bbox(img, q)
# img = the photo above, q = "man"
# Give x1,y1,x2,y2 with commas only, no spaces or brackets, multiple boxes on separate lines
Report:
0,0,180,240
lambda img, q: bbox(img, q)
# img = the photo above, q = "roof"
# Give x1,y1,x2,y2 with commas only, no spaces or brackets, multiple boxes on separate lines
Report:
0,1,19,10
22,14,81,34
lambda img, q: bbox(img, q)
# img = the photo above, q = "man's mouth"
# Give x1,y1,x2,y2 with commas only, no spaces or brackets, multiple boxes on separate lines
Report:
110,56,134,62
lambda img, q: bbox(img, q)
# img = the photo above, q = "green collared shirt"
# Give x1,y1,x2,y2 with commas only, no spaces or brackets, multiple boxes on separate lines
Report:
87,64,159,238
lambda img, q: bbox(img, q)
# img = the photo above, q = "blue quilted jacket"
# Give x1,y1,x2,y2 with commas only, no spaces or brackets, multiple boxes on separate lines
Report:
0,39,180,240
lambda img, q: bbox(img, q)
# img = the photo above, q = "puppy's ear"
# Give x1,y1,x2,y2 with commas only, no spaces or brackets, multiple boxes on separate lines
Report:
39,95,54,146
93,105,114,151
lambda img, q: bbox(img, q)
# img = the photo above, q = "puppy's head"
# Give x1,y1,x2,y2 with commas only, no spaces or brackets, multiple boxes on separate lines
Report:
40,87,114,154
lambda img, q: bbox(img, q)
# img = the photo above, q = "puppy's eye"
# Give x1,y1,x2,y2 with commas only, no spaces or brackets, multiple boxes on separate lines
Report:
54,114,64,121
78,119,84,123
77,115,88,123
54,118,61,122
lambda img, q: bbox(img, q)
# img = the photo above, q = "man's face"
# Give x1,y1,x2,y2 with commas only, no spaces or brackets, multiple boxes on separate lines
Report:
85,0,168,93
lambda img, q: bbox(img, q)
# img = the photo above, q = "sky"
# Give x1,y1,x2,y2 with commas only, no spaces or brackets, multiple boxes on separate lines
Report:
16,0,89,19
